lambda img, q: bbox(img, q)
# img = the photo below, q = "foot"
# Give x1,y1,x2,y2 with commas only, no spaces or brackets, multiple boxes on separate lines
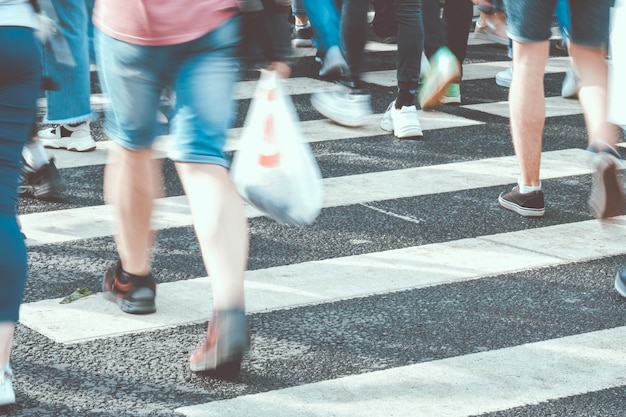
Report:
418,47,461,110
588,144,625,219
190,309,250,378
292,24,313,48
310,82,372,127
495,65,513,88
38,122,96,152
318,45,348,79
380,100,423,139
498,186,545,217
19,158,65,199
439,83,461,105
0,365,15,407
103,261,157,314
474,11,508,46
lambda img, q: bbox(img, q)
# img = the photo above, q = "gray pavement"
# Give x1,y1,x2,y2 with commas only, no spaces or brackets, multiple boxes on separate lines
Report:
5,35,626,417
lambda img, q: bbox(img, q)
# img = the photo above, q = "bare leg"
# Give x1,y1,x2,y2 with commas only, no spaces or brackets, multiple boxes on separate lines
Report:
509,40,550,187
568,43,618,145
104,143,163,276
175,163,247,310
0,323,15,368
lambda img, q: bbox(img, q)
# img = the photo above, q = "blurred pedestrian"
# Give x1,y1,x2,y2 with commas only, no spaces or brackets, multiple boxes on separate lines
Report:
94,0,291,378
0,0,43,406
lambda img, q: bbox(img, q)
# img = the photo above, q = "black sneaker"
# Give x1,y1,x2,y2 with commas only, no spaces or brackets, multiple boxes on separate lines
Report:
588,144,625,219
292,25,313,47
103,261,157,314
498,186,545,217
615,268,626,298
19,158,65,199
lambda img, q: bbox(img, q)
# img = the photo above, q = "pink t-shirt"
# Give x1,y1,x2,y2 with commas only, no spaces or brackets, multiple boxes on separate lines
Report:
93,0,239,46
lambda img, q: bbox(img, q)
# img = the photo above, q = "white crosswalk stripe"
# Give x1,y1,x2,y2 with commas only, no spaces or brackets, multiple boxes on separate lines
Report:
15,34,626,417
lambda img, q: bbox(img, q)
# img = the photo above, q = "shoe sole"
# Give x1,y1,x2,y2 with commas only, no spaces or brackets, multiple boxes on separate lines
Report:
103,291,156,314
495,77,511,88
394,127,423,139
40,138,96,152
498,195,545,217
292,39,313,48
380,109,423,139
310,94,370,128
440,96,461,105
615,272,626,298
473,30,508,46
589,155,625,219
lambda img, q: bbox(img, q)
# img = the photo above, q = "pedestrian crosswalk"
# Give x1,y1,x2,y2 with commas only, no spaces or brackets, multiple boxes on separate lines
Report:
11,36,626,417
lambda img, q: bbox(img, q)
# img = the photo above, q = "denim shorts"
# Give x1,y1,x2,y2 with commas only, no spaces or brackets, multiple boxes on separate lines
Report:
504,0,612,48
95,17,241,166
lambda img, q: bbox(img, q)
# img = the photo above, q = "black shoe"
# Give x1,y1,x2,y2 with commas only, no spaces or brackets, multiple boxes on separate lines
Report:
19,158,65,199
615,268,626,298
498,186,545,217
588,144,625,219
292,25,313,47
368,27,397,44
103,261,157,314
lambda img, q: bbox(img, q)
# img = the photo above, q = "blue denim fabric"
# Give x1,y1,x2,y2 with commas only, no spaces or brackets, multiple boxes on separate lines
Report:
292,0,307,17
95,18,241,167
0,27,40,322
505,0,611,47
44,0,92,123
302,0,342,54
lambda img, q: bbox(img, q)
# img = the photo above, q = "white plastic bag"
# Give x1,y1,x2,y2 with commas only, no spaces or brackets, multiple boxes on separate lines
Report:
230,70,324,225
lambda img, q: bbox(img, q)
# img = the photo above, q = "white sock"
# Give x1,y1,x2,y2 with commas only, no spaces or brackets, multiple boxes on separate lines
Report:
22,140,49,170
518,180,542,194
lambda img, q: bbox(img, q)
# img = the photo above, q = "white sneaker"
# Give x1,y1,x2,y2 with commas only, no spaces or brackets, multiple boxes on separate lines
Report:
0,365,16,406
495,66,512,88
380,101,423,139
561,69,579,99
38,122,96,152
311,86,372,127
319,45,348,78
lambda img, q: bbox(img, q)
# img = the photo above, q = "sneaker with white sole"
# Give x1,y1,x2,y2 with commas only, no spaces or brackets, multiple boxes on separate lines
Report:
474,11,508,45
498,186,545,217
561,69,579,99
38,122,96,152
495,65,512,88
0,365,16,407
310,84,372,127
318,45,348,79
380,100,423,139
418,47,461,110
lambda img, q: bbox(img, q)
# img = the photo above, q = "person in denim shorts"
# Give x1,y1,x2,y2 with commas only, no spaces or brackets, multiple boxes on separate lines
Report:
93,0,251,378
498,0,623,218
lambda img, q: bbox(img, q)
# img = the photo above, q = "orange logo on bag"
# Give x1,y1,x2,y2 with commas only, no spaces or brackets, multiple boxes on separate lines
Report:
258,88,280,168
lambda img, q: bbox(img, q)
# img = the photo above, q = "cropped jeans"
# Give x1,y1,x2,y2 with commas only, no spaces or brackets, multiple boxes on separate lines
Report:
0,27,42,322
43,0,92,124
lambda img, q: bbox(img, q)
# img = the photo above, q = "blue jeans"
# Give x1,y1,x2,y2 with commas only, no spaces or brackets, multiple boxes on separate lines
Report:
44,0,92,123
504,0,611,47
95,17,240,166
292,0,307,17
0,27,41,322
